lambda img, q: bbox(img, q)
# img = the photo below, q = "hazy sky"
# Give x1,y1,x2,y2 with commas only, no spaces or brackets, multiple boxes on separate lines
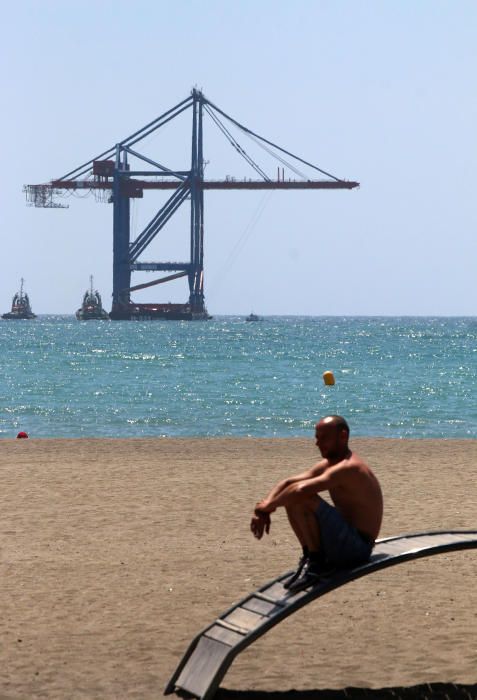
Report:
2,1,476,315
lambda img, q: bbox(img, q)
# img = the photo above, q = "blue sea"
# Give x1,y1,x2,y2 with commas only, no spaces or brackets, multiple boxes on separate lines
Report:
1,316,476,439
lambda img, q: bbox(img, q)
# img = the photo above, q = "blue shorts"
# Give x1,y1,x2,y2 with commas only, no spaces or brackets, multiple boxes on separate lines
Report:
315,499,374,567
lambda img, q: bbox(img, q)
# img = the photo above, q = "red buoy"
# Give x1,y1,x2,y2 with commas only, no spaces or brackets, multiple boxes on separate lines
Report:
16,431,29,439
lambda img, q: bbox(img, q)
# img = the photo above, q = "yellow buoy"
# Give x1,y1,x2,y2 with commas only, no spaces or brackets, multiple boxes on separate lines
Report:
323,370,335,386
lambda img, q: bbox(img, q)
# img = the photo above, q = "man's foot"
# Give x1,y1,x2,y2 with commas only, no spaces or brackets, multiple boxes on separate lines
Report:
283,555,308,589
286,558,336,593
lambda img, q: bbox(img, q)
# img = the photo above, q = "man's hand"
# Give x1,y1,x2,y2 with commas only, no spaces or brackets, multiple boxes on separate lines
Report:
250,511,271,539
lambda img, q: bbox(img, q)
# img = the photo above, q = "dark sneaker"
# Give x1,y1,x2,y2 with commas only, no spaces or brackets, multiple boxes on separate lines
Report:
286,559,336,594
283,555,308,590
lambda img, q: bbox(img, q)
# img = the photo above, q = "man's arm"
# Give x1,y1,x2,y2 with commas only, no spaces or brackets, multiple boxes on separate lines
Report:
257,460,354,512
254,460,328,515
251,460,331,539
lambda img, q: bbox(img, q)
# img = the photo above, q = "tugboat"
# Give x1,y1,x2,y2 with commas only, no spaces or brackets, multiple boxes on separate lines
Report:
246,312,260,322
2,279,36,319
76,276,110,320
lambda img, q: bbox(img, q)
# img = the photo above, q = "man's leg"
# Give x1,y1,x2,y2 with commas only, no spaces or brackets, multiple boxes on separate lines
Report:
285,496,337,592
283,495,328,590
285,494,322,552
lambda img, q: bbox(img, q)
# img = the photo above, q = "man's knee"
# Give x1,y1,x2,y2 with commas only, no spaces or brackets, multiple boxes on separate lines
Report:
286,493,322,515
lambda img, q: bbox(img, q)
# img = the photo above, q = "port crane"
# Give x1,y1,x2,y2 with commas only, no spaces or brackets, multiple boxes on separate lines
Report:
24,89,359,320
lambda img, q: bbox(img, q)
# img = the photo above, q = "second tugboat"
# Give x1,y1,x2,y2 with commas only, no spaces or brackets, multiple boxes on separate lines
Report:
2,279,36,319
76,276,110,320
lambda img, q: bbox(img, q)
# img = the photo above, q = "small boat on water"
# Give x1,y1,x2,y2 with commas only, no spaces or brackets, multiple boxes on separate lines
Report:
246,312,260,322
2,279,36,319
76,276,110,320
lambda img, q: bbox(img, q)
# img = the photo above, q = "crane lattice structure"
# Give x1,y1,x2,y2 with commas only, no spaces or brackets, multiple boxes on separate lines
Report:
24,89,359,320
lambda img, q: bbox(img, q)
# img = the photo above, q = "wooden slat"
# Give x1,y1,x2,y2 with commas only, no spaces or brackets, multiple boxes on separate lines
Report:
376,540,416,555
447,532,476,542
175,636,230,699
260,581,289,599
253,591,287,605
204,625,244,647
214,619,247,634
425,532,476,545
242,596,283,617
406,535,450,549
223,607,265,631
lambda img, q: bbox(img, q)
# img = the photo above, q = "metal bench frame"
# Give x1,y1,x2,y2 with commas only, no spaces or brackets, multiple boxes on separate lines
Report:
165,530,477,700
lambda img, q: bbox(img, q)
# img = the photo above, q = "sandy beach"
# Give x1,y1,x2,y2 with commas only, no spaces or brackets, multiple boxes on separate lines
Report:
0,437,476,699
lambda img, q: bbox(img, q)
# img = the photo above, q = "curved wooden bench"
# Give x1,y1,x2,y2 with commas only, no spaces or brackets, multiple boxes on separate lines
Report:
165,530,477,700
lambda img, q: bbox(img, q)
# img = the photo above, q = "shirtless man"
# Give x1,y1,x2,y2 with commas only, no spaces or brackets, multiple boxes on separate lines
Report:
250,415,383,592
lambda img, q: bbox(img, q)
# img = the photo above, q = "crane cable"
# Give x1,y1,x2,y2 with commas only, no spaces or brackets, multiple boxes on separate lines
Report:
204,105,271,182
242,130,309,180
204,98,342,182
207,190,274,300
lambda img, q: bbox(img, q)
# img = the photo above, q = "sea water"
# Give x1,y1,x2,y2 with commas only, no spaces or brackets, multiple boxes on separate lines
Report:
1,316,476,438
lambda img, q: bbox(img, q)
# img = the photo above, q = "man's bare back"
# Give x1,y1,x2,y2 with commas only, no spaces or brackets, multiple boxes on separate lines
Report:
323,452,383,541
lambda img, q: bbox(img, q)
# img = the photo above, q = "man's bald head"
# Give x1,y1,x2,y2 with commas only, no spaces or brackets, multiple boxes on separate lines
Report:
314,415,350,460
319,415,350,436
